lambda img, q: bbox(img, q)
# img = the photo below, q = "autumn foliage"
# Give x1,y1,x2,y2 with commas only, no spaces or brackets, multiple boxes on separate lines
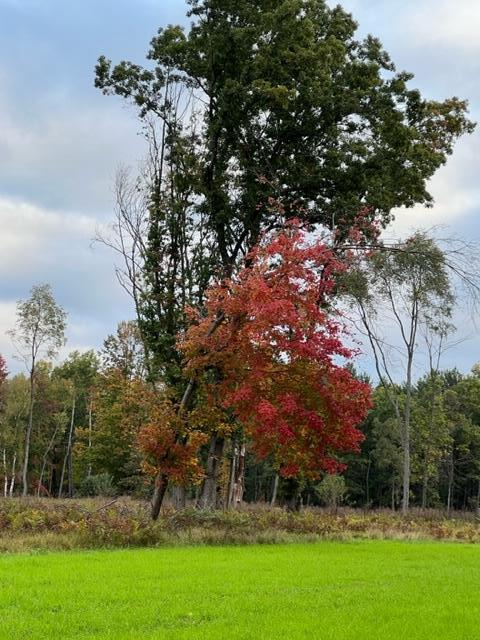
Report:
180,222,372,481
136,395,206,486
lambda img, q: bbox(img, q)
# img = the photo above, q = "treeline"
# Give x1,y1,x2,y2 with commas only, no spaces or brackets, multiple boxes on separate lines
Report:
1,318,480,512
0,321,147,499
346,371,480,512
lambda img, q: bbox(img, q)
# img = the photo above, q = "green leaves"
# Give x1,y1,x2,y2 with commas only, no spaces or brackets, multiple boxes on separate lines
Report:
96,0,475,266
8,284,67,365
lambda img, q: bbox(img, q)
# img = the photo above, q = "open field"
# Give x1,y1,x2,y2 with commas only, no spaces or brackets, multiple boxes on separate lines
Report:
0,541,479,639
1,498,480,552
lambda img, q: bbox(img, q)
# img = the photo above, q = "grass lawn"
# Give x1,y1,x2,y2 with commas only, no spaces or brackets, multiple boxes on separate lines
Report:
0,541,479,639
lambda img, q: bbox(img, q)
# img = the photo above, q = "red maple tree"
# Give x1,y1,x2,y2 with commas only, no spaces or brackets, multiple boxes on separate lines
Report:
180,221,372,481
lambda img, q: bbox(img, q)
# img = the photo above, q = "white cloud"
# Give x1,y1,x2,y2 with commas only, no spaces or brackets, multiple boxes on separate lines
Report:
0,70,144,216
0,196,95,276
389,133,480,237
335,0,480,55
0,301,18,371
405,0,480,53
0,194,133,373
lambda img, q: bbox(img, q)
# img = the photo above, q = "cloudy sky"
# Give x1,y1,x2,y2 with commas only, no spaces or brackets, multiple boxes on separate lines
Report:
0,0,479,376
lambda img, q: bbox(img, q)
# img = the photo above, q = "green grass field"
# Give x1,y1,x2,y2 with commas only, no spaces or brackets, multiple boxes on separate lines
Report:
0,541,479,639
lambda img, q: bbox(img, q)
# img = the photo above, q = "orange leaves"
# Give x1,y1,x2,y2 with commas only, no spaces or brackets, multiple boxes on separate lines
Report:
94,370,206,487
136,394,207,487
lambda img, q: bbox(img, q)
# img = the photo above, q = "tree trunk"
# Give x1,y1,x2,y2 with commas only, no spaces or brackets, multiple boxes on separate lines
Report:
391,477,395,511
171,485,186,509
87,398,93,478
421,471,428,510
67,448,74,498
232,443,245,508
22,369,35,496
401,345,415,515
37,425,59,497
226,440,237,510
198,434,225,509
446,453,454,515
9,454,16,497
58,394,76,498
151,473,169,520
2,449,7,497
401,438,410,514
365,456,371,507
284,478,302,512
270,473,279,507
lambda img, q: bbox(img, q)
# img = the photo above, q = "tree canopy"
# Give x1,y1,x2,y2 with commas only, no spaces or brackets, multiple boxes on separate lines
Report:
96,0,474,267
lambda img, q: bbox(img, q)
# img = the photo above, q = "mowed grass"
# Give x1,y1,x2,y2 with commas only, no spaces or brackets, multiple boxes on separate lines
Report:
0,542,479,639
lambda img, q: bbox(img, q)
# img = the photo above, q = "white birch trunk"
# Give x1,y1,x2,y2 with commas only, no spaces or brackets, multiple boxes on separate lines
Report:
3,449,7,497
9,453,16,497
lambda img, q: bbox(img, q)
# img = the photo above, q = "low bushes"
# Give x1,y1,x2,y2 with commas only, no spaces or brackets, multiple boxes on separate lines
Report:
0,498,479,552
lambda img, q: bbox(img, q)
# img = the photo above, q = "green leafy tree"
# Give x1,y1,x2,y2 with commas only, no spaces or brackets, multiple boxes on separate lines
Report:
101,321,146,380
0,374,28,497
89,369,145,490
411,375,451,508
346,385,403,509
53,351,100,497
444,374,480,511
96,0,474,263
96,122,211,387
29,362,71,497
351,233,455,512
8,284,67,496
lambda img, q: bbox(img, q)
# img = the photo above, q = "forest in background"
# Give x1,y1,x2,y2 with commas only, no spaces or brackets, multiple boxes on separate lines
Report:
2,315,480,513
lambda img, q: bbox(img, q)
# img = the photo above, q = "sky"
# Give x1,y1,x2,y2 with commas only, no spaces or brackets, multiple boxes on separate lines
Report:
0,0,479,377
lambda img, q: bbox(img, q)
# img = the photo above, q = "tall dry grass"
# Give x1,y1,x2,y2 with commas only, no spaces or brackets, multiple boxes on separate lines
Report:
0,497,479,553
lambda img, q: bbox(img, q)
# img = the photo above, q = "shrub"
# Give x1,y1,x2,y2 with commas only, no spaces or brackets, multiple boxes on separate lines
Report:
78,474,117,497
315,475,347,510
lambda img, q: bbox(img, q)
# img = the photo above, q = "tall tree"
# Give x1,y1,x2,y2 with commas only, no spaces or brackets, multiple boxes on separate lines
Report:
8,284,67,496
350,234,454,512
53,350,99,497
101,321,145,380
96,0,474,265
96,120,211,387
95,0,474,506
144,222,372,517
411,375,451,508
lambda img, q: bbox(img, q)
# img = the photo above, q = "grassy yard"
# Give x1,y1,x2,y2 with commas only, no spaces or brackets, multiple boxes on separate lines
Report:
0,541,479,639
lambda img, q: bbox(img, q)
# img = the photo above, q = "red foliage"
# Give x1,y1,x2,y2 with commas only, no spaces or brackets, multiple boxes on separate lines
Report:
181,222,372,480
